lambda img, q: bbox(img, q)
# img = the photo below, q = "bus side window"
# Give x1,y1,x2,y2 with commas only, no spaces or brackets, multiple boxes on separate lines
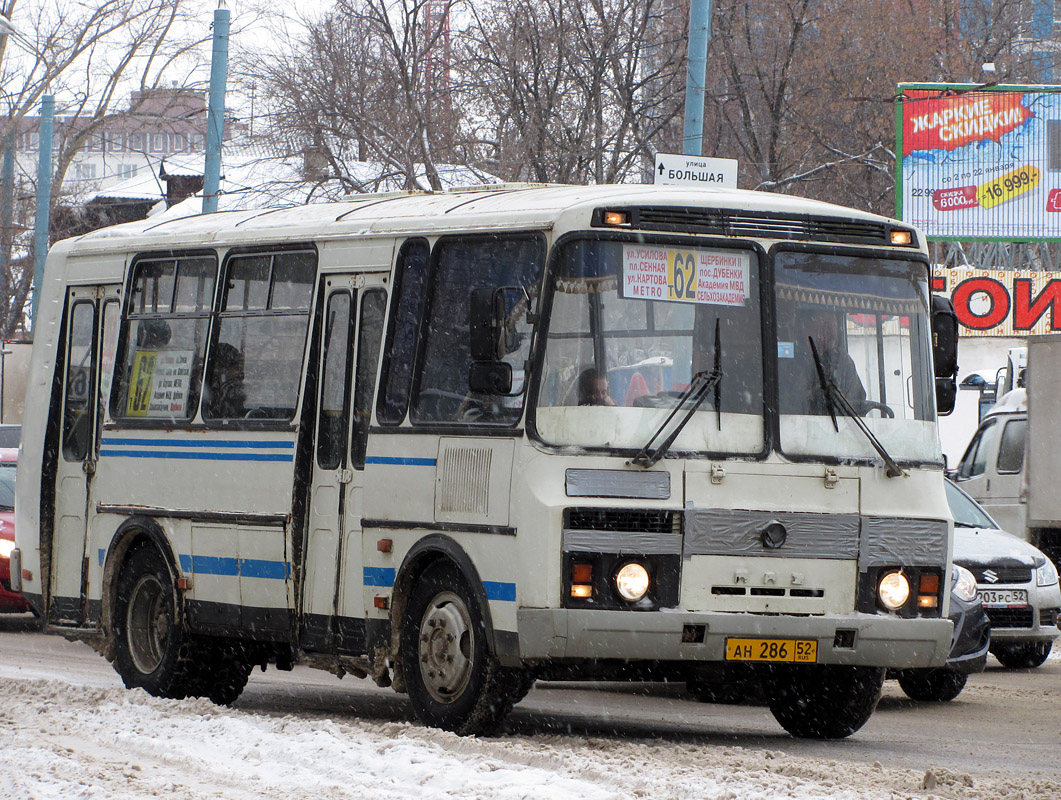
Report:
112,255,215,424
62,301,97,461
377,240,429,425
204,249,315,424
352,289,386,469
412,234,544,425
316,291,353,470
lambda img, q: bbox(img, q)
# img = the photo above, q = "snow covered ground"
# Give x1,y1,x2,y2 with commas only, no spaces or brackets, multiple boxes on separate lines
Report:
1,630,1059,800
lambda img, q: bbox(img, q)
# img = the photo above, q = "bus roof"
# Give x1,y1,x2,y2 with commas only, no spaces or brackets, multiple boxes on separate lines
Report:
59,183,909,256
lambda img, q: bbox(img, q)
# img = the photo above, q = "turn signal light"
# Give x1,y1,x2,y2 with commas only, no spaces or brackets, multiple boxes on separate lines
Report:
571,562,594,598
917,573,940,608
602,210,630,227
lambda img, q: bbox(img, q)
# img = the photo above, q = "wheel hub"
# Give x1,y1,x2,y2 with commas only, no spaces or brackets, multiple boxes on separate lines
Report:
417,591,473,704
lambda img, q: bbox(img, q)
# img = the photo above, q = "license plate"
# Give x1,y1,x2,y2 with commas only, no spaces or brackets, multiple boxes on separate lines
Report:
976,588,1028,607
724,638,818,663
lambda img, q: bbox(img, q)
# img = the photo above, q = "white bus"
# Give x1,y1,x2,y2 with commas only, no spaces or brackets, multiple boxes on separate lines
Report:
13,184,958,738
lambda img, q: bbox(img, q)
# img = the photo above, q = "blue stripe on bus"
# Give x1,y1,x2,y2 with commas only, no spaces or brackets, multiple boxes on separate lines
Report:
101,437,294,450
364,567,397,587
177,554,290,580
483,581,517,602
99,449,294,462
364,456,437,467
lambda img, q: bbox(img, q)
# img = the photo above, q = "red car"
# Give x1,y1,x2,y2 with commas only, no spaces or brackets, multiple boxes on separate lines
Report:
0,447,30,613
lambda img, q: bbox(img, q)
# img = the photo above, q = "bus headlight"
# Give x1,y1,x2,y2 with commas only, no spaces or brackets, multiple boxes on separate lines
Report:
615,562,651,602
0,539,14,559
877,570,910,610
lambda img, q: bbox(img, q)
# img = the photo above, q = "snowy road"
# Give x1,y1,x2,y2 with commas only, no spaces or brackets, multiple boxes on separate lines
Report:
2,615,1059,799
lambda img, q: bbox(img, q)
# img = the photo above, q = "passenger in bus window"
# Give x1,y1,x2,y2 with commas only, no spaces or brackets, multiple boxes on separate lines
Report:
802,309,866,415
204,342,246,418
577,368,616,406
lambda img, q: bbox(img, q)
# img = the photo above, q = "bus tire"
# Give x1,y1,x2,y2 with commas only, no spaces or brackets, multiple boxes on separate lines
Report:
762,664,884,739
991,641,1052,669
401,561,515,735
895,668,967,701
113,545,200,700
197,642,253,706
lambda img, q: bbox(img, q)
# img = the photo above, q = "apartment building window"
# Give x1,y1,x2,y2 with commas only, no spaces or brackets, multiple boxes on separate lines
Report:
116,164,138,180
172,133,187,152
74,163,98,180
129,133,144,152
151,133,168,153
108,132,126,152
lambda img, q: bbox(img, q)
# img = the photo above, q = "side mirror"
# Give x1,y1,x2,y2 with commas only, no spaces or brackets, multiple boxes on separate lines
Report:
935,377,956,415
469,361,513,395
470,287,505,361
931,294,959,416
931,294,959,378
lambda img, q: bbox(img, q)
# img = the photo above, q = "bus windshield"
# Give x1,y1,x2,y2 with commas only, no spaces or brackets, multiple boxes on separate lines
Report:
535,238,766,455
534,238,940,464
775,251,938,463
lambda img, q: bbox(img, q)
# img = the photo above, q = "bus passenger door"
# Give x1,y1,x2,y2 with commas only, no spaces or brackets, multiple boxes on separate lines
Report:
51,286,120,624
303,275,386,655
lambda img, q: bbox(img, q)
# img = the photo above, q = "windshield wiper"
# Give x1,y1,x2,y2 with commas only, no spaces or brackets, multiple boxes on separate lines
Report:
809,336,905,479
631,319,722,469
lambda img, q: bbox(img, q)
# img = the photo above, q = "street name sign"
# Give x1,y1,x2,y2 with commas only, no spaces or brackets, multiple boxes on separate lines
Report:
653,153,738,189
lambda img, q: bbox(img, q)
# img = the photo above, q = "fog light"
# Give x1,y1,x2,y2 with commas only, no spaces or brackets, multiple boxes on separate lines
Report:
615,562,650,602
570,584,593,599
878,570,910,610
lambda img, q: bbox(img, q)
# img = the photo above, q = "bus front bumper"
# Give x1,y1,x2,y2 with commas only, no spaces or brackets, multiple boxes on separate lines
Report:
516,608,953,669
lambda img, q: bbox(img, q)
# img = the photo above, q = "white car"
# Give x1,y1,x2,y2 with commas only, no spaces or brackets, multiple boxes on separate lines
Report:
946,479,1061,668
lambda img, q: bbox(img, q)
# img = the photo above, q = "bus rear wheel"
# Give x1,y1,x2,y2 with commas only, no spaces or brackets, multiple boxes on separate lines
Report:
401,561,516,735
113,545,199,700
762,664,884,739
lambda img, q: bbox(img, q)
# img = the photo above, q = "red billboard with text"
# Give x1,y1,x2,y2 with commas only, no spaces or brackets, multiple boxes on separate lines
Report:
899,83,1061,241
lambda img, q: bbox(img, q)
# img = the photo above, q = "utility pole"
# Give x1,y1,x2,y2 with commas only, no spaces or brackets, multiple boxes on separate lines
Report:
202,2,230,214
31,94,53,326
682,0,714,156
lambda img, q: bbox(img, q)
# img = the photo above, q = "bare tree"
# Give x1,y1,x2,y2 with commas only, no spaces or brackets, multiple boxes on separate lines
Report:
249,0,464,192
457,0,686,184
0,0,213,337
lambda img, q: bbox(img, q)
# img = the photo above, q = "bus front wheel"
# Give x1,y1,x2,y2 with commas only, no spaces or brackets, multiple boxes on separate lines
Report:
762,664,884,739
113,545,200,700
401,561,515,735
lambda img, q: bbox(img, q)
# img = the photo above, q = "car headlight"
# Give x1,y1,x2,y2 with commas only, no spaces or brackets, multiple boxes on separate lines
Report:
877,570,911,610
1035,558,1059,588
614,562,651,602
952,564,978,602
0,538,14,559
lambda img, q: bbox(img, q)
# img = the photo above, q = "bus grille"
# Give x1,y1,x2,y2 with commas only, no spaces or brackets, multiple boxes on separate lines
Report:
620,206,894,246
564,508,679,535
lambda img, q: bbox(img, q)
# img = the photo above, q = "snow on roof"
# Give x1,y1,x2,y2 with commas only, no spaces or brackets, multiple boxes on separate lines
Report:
84,147,500,213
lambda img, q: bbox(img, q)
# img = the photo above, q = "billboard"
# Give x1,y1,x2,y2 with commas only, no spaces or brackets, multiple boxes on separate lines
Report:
932,267,1061,336
898,83,1061,241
